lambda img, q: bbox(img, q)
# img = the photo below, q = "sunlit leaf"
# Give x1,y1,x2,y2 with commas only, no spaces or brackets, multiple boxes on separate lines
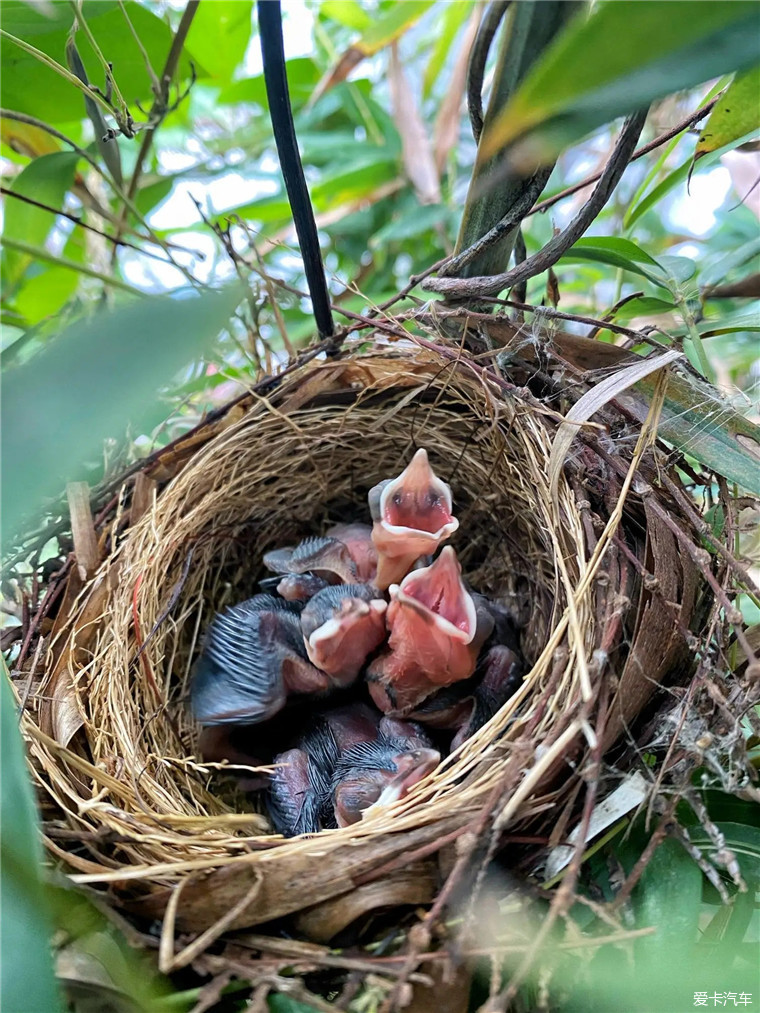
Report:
697,65,760,157
310,0,434,104
319,0,372,31
185,0,253,83
0,0,199,123
2,151,79,288
423,0,472,100
482,2,760,168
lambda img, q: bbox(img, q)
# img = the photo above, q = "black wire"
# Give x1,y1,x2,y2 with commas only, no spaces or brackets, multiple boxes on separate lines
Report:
257,0,335,340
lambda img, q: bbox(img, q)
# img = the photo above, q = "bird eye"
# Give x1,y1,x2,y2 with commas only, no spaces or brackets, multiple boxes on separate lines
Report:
392,492,402,506
426,491,440,508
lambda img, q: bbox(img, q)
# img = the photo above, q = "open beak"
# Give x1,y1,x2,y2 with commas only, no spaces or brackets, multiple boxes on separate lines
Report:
370,449,459,589
392,545,478,649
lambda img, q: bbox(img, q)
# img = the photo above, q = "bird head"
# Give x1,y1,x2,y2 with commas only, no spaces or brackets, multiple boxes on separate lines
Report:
369,448,458,588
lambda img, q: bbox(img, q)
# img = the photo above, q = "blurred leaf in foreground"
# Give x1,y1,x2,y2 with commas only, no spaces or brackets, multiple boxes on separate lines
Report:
1,285,244,542
482,1,760,170
0,669,64,1013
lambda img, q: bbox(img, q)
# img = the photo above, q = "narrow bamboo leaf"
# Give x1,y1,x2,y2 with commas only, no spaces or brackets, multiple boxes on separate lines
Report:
614,368,760,495
423,0,472,99
1,669,64,1013
697,65,760,157
309,1,434,104
701,236,760,288
560,237,669,289
699,303,760,337
482,2,760,167
319,1,372,32
1,285,244,538
615,296,677,321
2,152,79,287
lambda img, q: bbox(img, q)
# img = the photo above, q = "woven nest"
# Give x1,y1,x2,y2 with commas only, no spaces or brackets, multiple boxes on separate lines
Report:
19,336,709,948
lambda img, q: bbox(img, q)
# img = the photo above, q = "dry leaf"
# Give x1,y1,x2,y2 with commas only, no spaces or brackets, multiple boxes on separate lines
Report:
433,10,481,173
548,349,682,502
389,43,441,205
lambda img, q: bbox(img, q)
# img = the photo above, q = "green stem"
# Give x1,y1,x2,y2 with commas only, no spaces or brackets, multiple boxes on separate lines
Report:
674,289,716,383
0,30,116,120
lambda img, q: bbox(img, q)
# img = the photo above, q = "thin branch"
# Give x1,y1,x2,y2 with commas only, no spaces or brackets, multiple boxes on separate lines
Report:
0,29,117,120
0,187,176,263
0,109,201,285
125,0,199,204
424,109,649,299
528,97,720,219
467,1,510,143
437,166,553,278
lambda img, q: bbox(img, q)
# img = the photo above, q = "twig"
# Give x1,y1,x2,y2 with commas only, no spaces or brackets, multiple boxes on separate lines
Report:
0,187,177,262
527,97,720,219
125,0,199,204
438,167,553,278
424,110,649,299
467,1,510,143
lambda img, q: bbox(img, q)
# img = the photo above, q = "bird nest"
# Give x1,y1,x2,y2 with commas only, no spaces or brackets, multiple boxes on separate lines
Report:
16,336,709,952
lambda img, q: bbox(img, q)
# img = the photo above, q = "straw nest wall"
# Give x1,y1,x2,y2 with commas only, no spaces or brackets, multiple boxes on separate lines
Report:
19,340,707,945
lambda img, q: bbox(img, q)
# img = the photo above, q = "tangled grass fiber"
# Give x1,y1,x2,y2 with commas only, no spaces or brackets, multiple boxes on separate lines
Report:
16,334,711,958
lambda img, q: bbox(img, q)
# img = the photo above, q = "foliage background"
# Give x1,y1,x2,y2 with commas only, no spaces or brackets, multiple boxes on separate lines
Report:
1,1,759,1011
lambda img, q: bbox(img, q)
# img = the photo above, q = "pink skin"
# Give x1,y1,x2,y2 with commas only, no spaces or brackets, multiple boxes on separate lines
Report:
367,548,493,714
370,449,459,590
304,598,388,684
326,523,378,583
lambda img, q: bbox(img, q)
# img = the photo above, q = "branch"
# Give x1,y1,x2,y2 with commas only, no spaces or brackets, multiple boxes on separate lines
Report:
466,1,510,143
423,109,648,299
527,96,719,219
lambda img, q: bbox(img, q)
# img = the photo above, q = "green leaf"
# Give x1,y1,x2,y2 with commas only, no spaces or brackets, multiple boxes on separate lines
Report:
701,236,760,288
625,159,691,232
268,994,321,1013
482,1,760,167
697,64,760,156
699,303,760,337
13,231,86,327
2,152,79,287
1,285,244,539
423,0,472,99
633,837,702,966
560,237,669,288
185,1,253,84
617,367,760,495
1,669,64,1013
319,0,372,31
352,0,434,55
614,296,677,321
219,58,320,108
0,1,199,123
